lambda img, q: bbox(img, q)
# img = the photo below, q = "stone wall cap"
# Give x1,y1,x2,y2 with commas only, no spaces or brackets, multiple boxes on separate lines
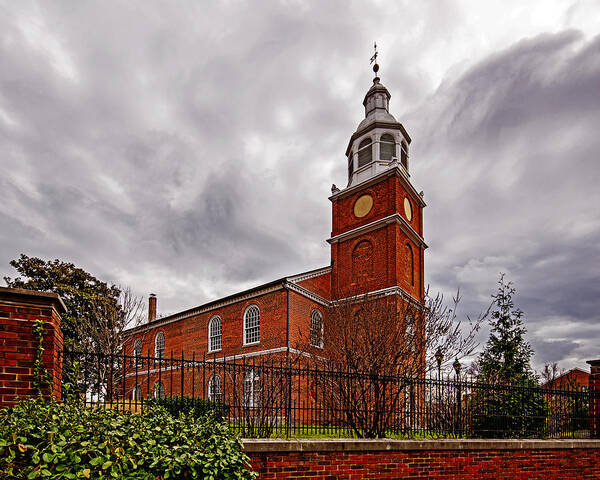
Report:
0,286,67,314
242,438,600,453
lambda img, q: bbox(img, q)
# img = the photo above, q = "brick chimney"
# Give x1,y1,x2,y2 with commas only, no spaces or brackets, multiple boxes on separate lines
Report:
148,293,157,322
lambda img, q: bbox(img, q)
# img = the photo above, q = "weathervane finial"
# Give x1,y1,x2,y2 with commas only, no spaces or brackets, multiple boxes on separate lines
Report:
370,42,380,81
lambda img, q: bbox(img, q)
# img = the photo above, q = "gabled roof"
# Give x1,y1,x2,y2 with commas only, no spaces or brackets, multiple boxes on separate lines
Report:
124,265,331,335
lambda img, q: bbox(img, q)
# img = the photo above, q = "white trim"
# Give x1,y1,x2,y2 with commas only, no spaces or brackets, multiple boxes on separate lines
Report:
332,285,424,308
124,347,317,378
243,304,260,345
287,266,331,284
330,166,426,208
154,331,165,359
310,309,324,349
286,282,329,306
208,315,222,353
208,374,223,401
327,213,428,250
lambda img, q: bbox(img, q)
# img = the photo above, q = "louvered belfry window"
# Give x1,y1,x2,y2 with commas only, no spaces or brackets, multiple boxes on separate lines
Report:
380,134,395,161
357,138,372,167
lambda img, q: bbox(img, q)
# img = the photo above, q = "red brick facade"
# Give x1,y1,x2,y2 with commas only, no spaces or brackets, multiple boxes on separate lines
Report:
543,368,589,390
587,360,600,438
0,287,66,407
123,169,427,400
329,171,425,301
245,439,600,480
122,81,428,399
122,165,427,403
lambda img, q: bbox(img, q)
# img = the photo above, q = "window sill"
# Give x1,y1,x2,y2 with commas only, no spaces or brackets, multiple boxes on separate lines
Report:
208,349,222,354
242,342,260,347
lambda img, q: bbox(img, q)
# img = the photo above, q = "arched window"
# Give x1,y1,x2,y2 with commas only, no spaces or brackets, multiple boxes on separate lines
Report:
357,138,372,168
348,153,354,179
401,141,409,170
132,338,142,367
208,316,222,352
310,310,324,348
154,381,165,399
155,332,165,361
132,384,142,401
243,370,260,408
406,243,414,286
208,374,223,402
244,306,260,345
380,134,396,161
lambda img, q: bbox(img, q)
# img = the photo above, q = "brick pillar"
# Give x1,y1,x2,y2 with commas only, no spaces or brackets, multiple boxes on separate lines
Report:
586,359,600,439
0,287,66,407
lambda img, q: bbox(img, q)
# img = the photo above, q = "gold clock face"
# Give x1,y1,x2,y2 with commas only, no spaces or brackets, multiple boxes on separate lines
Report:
404,197,413,221
354,194,374,218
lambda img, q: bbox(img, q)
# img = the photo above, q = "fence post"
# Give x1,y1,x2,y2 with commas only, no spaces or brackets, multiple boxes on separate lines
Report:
586,359,600,439
0,287,66,407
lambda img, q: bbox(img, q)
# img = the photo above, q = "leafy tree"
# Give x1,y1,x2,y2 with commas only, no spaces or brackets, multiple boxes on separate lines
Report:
471,274,548,437
4,254,142,353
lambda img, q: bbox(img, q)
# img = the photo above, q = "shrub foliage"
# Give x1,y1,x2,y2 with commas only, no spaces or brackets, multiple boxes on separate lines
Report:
0,398,256,480
146,396,228,422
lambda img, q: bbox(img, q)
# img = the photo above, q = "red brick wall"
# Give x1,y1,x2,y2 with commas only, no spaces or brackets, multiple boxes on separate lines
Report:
331,174,422,237
288,290,325,352
0,287,65,407
330,172,425,301
125,289,289,361
587,360,600,438
245,440,600,479
296,272,331,300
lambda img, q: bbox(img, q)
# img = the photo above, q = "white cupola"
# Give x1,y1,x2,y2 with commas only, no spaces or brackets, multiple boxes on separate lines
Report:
345,63,411,187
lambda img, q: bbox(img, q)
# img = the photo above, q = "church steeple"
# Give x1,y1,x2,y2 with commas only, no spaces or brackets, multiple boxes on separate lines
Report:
345,49,411,188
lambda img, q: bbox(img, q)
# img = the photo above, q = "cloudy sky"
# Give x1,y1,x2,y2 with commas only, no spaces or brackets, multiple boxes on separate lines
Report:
1,0,599,371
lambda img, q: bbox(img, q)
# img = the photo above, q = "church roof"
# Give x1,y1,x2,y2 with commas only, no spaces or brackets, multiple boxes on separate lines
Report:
124,265,331,335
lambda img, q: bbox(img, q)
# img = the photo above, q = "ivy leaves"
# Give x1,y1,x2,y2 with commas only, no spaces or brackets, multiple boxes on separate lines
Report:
0,398,257,480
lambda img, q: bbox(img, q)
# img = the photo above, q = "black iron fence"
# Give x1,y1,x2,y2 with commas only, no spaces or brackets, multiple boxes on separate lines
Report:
60,349,593,439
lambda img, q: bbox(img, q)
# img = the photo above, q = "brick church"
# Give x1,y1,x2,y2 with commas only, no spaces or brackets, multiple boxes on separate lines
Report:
124,66,426,379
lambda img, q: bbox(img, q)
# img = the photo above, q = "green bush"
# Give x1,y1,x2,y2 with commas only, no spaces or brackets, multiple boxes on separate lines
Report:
146,396,228,421
469,386,549,438
0,398,256,480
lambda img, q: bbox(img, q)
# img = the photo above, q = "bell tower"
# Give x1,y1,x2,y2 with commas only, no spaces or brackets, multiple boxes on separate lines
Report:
328,56,427,304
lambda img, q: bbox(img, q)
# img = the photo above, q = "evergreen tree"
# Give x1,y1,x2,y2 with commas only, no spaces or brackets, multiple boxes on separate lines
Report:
478,273,535,384
471,274,548,438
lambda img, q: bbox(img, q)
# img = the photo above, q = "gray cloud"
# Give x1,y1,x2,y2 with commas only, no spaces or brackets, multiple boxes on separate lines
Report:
408,30,600,370
0,1,598,370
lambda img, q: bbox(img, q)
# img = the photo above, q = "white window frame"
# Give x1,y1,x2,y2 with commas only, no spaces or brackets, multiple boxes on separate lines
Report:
243,370,260,408
357,137,373,168
132,338,142,367
208,374,223,402
379,133,396,161
154,332,165,361
132,384,142,401
400,141,409,170
310,310,324,348
208,316,222,352
243,305,260,345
